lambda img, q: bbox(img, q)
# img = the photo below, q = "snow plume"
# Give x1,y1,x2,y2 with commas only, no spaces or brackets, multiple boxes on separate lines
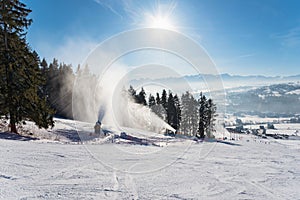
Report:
97,105,105,123
72,71,99,123
98,64,176,133
72,63,176,133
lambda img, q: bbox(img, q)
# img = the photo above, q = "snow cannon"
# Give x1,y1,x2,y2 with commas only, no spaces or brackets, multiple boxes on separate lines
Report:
164,129,176,137
94,120,102,135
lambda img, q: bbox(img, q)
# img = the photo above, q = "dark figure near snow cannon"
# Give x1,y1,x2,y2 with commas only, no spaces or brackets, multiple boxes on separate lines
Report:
94,121,101,135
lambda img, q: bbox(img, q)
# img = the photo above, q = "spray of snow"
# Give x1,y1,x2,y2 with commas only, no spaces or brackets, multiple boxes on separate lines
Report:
98,64,176,133
72,63,176,134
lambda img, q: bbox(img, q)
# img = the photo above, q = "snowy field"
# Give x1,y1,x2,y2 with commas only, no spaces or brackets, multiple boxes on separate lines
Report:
224,115,293,127
0,119,299,199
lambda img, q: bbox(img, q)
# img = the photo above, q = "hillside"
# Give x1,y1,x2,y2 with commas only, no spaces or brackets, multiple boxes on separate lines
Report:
226,83,300,116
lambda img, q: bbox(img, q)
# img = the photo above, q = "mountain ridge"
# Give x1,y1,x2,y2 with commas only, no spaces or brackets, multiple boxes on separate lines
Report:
184,73,300,81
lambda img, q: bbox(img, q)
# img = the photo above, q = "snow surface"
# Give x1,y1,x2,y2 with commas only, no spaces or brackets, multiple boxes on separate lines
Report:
224,115,292,127
0,119,299,199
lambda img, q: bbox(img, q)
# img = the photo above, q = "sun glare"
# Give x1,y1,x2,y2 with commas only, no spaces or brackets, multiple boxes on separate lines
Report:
142,2,177,30
147,14,175,30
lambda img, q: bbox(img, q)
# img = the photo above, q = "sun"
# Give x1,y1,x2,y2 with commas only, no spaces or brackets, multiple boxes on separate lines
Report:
142,2,177,30
146,13,175,30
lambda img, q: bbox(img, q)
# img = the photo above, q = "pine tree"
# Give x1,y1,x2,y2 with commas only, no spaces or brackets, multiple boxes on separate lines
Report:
161,89,167,110
206,98,217,137
167,92,175,127
0,0,54,133
148,94,156,108
128,85,138,102
180,91,198,136
173,94,181,130
45,58,60,112
190,95,199,135
137,87,147,106
40,58,48,73
180,92,189,134
196,92,217,138
151,92,164,119
161,89,168,121
56,62,74,118
198,93,207,138
156,93,161,105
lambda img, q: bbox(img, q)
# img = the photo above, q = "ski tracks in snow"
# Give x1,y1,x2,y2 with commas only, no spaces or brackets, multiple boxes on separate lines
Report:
124,164,139,200
104,168,139,200
104,170,120,199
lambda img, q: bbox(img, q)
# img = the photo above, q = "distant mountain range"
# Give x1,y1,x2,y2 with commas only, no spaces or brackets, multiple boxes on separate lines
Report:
184,73,300,83
129,73,300,116
130,73,300,92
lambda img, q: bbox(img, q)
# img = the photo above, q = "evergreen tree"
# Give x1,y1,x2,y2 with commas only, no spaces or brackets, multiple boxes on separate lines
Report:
137,87,147,105
56,62,74,118
161,89,168,121
198,93,207,138
173,94,181,130
180,91,198,136
190,95,199,135
0,0,54,133
156,92,161,105
196,93,217,138
148,94,156,108
167,92,175,127
151,92,164,119
206,98,217,137
45,58,60,112
128,85,138,102
40,58,48,73
180,92,189,134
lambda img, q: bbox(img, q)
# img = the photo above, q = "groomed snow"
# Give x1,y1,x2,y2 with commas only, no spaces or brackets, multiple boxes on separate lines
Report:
0,119,299,199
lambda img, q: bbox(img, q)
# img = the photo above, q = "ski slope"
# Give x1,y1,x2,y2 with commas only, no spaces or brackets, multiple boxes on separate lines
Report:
0,119,299,199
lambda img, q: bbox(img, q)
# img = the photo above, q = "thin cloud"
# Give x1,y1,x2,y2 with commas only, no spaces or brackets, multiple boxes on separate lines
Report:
93,0,179,28
93,0,124,19
271,26,300,47
238,53,255,58
216,53,255,67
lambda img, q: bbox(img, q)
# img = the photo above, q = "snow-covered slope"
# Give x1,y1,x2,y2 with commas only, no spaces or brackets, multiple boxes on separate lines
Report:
227,83,300,115
0,119,299,199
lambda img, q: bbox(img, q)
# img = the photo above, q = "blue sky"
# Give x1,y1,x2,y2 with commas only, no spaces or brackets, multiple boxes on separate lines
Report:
25,0,300,76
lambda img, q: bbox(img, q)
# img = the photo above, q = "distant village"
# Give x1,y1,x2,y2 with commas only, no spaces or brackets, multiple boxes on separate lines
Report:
224,115,300,140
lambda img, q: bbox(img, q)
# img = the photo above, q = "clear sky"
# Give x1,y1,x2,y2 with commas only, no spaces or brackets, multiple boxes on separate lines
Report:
25,0,300,76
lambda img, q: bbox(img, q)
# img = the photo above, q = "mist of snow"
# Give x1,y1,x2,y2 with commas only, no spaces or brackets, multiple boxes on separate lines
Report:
72,64,176,133
100,65,176,133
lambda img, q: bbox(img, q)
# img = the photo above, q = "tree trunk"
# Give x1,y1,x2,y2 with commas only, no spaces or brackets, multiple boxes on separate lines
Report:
10,112,18,133
10,122,17,134
4,21,17,134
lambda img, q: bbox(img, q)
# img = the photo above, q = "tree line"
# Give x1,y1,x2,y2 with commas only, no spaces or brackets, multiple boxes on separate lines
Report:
40,58,97,120
128,86,217,138
0,0,97,133
0,0,54,133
